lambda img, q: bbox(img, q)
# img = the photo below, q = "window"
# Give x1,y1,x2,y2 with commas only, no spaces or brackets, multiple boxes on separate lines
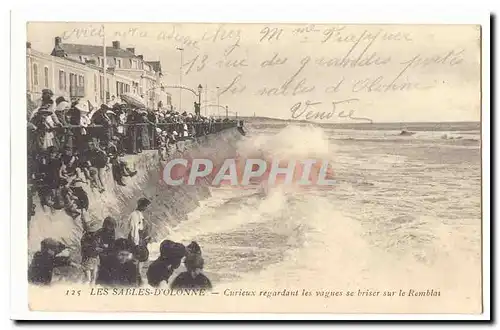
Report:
94,74,98,92
58,70,66,90
43,66,49,88
79,56,83,62
116,82,121,96
32,63,38,86
79,75,84,87
129,59,133,68
117,59,122,68
69,73,76,89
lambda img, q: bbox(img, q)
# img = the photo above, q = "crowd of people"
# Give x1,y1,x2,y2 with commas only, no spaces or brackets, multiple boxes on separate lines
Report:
29,197,212,289
26,88,241,290
27,89,238,223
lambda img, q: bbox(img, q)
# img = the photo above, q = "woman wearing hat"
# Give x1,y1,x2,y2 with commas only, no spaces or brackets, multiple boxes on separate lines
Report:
29,100,59,152
69,100,91,154
137,109,154,152
54,100,71,147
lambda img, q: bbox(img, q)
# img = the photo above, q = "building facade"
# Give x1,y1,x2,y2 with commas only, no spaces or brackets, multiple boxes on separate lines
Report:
26,37,171,110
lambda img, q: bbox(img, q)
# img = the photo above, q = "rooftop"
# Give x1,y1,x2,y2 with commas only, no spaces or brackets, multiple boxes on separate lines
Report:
51,43,137,58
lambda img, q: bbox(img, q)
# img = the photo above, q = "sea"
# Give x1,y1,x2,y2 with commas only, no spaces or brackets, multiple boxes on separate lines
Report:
150,120,482,311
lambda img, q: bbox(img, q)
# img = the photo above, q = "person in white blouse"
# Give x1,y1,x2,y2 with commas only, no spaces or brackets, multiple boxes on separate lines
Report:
128,197,151,248
127,197,152,281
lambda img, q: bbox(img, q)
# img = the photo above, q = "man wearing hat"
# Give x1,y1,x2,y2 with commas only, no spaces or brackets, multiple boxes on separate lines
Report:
91,104,112,146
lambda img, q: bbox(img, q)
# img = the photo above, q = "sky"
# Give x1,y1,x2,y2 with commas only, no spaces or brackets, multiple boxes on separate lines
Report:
27,22,481,122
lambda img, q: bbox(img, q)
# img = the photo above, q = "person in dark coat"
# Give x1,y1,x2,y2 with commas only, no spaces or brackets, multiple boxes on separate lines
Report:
137,110,153,152
103,238,141,287
146,110,158,149
170,254,212,290
41,146,62,210
126,109,139,154
95,217,117,285
28,238,78,285
97,216,117,250
91,104,112,146
146,240,186,287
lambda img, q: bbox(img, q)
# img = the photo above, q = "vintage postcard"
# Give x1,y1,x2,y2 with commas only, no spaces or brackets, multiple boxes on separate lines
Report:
12,17,488,318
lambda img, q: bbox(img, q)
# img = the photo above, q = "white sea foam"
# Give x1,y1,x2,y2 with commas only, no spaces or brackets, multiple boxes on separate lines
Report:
164,123,481,312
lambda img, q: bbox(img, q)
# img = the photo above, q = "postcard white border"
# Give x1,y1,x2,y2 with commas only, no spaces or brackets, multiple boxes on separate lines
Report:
8,0,491,322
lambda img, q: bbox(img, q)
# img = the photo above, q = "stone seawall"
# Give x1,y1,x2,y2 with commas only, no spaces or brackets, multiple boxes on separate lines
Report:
28,127,244,266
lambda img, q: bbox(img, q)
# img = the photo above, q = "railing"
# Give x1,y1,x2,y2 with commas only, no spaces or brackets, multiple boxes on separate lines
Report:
28,120,241,153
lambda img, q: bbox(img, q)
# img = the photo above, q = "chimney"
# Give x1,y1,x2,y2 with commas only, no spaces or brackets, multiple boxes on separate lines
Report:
126,47,135,54
112,41,120,49
54,36,61,46
26,42,31,49
137,55,144,60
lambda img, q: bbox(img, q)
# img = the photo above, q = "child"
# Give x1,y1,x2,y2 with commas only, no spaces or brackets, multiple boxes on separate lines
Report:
105,238,141,287
28,238,79,285
170,253,212,290
157,130,169,161
108,144,137,186
81,220,103,285
186,241,202,256
61,171,89,222
82,141,108,193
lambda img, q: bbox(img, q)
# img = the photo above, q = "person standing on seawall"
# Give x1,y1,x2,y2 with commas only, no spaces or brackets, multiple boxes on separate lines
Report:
128,197,151,248
127,197,152,278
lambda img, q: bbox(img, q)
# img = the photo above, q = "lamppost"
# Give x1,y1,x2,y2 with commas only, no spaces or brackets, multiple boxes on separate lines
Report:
197,84,202,116
216,86,220,118
176,47,184,111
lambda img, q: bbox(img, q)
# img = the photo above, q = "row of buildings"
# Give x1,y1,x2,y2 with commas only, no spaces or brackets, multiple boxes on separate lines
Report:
26,37,172,110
